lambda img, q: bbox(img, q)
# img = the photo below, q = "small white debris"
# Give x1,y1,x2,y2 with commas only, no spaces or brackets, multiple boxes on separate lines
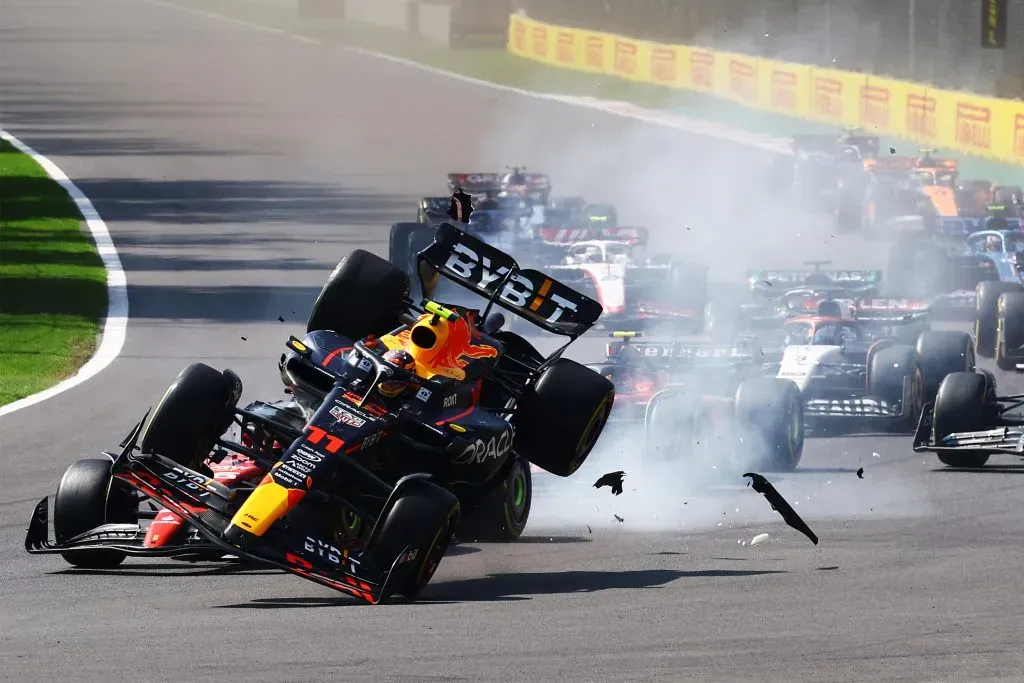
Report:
751,533,770,546
872,452,881,458
717,522,723,526
740,540,747,547
738,539,743,544
735,507,740,514
826,480,832,485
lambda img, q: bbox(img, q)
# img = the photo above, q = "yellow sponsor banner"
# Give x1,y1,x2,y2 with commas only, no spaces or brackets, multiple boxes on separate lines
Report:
505,13,1024,165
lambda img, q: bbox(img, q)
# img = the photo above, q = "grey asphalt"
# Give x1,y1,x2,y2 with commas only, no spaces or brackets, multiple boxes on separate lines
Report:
3,1,1024,681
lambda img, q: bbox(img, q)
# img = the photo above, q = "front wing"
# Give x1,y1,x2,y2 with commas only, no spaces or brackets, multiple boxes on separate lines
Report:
912,405,1024,455
107,449,415,605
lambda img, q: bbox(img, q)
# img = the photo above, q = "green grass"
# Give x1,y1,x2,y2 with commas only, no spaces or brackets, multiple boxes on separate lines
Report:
173,0,1024,185
0,139,107,407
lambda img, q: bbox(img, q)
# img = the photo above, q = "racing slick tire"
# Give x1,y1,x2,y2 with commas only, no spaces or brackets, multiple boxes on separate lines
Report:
867,345,924,433
456,456,532,542
914,331,976,402
931,372,991,468
733,377,804,472
975,280,1024,357
140,363,240,472
514,359,615,477
369,481,459,601
388,222,435,278
996,292,1024,371
307,248,411,339
54,458,138,569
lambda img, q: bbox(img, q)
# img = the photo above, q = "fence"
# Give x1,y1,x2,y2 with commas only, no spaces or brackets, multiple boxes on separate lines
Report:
510,0,1024,99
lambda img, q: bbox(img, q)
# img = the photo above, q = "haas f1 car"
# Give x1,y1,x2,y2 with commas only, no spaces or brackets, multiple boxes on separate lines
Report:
588,332,805,472
25,223,615,604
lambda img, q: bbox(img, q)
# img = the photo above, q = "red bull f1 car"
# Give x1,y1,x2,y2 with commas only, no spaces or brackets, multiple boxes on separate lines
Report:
25,222,615,604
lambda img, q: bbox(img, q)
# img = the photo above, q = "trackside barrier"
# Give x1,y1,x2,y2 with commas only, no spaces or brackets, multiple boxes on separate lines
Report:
506,14,1024,166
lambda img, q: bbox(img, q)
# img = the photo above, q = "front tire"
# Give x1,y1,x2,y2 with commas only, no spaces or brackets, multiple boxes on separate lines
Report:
733,377,804,472
457,456,532,542
975,281,1024,357
996,292,1024,371
931,372,990,468
54,459,138,569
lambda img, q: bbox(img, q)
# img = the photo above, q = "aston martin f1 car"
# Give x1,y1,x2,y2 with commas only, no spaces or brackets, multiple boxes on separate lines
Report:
913,370,1024,468
25,223,615,604
587,332,804,472
769,311,974,432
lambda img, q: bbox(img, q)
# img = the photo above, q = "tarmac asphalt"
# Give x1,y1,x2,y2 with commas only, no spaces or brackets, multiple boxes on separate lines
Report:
4,1,1024,681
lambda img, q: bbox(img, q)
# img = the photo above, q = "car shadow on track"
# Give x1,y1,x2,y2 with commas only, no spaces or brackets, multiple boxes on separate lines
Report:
51,561,280,579
214,568,787,608
931,465,1024,475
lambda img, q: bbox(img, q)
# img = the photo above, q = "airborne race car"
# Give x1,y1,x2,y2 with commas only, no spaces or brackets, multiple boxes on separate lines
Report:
25,223,615,604
588,332,804,472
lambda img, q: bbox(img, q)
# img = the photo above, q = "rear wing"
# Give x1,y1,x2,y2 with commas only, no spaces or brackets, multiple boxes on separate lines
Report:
746,269,882,288
854,297,931,317
447,173,502,196
416,222,602,338
865,156,917,173
606,332,761,366
538,226,649,246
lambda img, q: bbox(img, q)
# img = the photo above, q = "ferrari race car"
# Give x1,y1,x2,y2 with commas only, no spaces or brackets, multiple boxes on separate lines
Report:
447,165,552,206
587,332,804,472
913,370,1024,469
537,227,708,332
25,223,615,604
769,310,974,432
703,261,882,340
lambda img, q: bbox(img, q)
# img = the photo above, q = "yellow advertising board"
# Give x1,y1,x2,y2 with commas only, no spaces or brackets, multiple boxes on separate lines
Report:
507,13,1024,166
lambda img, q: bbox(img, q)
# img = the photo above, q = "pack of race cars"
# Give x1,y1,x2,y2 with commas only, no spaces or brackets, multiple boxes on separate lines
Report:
21,165,1024,603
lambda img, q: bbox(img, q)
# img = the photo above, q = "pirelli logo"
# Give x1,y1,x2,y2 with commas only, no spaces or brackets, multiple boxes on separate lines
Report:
512,19,526,52
650,46,677,84
813,76,843,120
770,70,797,110
860,85,891,128
1014,114,1024,158
690,50,714,89
585,36,603,70
531,26,547,58
956,102,991,149
729,59,757,102
615,40,637,76
555,30,574,65
907,94,937,139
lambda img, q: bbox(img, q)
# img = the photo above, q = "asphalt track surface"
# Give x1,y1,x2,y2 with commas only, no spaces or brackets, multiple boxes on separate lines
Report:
4,1,1024,681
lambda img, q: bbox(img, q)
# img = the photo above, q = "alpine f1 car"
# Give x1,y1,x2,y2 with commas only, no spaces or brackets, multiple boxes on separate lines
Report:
587,332,804,472
25,222,615,604
704,261,882,340
768,309,974,432
913,369,1023,468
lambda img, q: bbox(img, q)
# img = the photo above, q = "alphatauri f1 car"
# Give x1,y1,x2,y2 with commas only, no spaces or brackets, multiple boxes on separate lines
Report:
26,223,615,604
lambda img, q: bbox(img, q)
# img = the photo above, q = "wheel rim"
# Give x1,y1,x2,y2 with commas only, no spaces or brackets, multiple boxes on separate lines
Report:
512,470,526,509
788,397,804,462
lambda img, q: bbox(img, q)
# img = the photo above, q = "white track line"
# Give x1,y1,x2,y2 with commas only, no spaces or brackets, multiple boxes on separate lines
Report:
141,0,791,154
0,130,128,418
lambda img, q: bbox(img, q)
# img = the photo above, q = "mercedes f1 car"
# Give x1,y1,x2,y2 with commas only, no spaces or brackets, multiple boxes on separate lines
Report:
587,332,804,472
912,369,1021,468
769,309,974,432
25,223,615,604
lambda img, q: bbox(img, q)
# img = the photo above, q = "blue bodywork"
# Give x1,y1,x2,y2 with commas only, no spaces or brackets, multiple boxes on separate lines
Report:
929,228,1024,314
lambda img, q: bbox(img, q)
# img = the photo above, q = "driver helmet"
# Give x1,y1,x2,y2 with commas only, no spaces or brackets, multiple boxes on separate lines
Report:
986,234,1002,252
377,349,416,398
584,245,603,262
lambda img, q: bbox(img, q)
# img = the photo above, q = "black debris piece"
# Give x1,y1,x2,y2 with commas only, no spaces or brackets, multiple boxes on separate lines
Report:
277,316,285,323
240,336,247,341
856,467,864,479
594,470,626,496
587,525,592,534
613,514,624,523
889,146,896,154
743,472,819,545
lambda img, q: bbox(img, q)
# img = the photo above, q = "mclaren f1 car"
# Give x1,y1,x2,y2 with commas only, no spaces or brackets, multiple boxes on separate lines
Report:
25,223,615,604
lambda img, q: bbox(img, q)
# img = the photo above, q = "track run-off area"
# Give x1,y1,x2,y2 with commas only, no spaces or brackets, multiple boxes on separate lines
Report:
3,1,1024,681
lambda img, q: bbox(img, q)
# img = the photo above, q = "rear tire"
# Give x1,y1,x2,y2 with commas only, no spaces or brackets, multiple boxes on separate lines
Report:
514,359,615,477
307,249,410,339
54,459,138,569
733,377,804,472
369,482,459,601
868,345,923,432
915,331,975,402
457,456,532,542
996,292,1024,371
975,281,1024,357
140,363,238,471
931,372,990,468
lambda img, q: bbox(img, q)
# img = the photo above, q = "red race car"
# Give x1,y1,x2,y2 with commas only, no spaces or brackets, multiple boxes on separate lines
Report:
585,332,805,472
